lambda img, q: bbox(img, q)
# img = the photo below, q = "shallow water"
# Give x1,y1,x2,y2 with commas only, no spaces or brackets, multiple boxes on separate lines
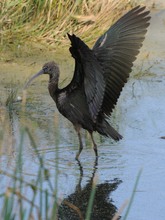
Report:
1,5,165,220
1,70,165,219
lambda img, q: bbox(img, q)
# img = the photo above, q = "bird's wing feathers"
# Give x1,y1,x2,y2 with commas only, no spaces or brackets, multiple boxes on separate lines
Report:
67,34,105,122
93,6,150,116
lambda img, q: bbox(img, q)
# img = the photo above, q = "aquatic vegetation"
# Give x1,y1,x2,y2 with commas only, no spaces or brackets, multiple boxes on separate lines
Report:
0,127,57,219
5,87,18,109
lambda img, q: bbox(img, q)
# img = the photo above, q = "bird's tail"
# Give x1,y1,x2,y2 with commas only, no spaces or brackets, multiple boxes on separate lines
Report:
96,119,123,141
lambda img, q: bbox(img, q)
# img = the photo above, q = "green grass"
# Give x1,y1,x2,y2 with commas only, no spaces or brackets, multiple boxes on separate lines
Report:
0,0,135,51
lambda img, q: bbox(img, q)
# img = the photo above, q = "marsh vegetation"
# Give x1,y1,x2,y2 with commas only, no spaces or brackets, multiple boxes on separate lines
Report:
0,0,134,51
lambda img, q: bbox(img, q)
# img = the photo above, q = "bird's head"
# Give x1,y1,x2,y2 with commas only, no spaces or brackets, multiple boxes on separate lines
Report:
43,61,59,78
24,61,59,89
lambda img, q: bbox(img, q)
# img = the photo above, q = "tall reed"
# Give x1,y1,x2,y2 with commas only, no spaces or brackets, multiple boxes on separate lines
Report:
0,0,134,48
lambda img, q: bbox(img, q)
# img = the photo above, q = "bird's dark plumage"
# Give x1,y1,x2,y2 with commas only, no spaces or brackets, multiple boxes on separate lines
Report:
25,6,150,159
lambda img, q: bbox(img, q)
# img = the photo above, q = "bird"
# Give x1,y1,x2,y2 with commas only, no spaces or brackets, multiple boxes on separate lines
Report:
25,6,150,159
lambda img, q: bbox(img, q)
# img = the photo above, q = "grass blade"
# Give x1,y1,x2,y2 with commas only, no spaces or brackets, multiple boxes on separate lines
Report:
85,177,97,220
122,169,143,220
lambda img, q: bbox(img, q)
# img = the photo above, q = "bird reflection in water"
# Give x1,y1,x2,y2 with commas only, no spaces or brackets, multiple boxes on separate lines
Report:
58,158,122,220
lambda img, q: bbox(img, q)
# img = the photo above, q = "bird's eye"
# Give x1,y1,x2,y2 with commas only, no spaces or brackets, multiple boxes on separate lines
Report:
43,66,50,73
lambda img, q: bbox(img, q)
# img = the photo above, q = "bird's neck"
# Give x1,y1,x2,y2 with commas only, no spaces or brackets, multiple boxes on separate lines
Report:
48,75,59,99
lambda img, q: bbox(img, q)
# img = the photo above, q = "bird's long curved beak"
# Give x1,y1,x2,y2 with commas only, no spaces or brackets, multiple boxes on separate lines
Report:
24,69,44,89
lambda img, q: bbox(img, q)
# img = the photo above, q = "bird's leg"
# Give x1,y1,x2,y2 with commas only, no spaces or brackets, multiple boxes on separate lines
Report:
74,125,83,160
90,132,98,157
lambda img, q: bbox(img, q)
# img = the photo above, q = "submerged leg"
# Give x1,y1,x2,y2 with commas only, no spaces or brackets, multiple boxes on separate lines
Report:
90,132,98,157
74,125,83,160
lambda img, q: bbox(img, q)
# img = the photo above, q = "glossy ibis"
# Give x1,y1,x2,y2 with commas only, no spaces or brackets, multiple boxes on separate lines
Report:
25,6,150,159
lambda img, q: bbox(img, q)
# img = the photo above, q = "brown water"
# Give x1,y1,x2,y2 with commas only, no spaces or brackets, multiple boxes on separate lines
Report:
1,5,165,220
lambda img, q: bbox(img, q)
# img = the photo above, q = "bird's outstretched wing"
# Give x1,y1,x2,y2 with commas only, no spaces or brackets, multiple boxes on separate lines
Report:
93,6,150,116
67,34,105,122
